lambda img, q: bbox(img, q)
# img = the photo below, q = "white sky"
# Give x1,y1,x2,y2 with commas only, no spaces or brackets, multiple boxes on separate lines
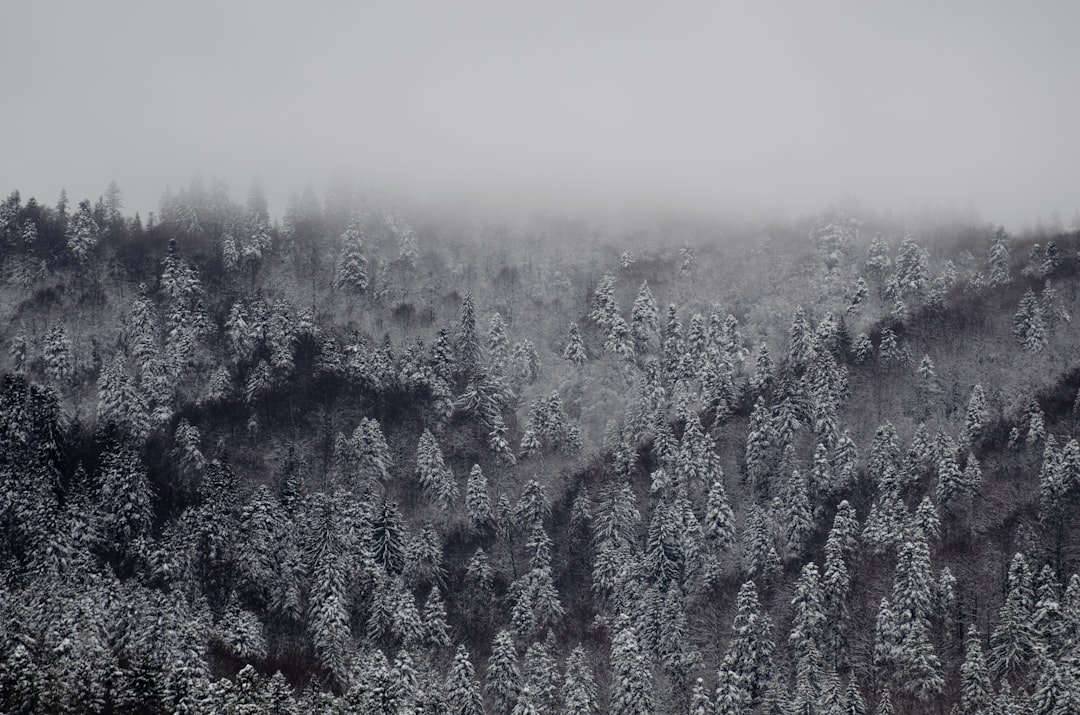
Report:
3,1,1079,228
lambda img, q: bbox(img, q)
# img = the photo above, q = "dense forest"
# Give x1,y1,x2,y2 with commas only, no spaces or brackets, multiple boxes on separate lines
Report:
2,179,1080,715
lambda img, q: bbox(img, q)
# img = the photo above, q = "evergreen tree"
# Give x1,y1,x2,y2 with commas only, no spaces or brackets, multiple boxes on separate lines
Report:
563,322,588,366
66,198,100,261
991,552,1036,680
704,468,737,551
844,679,867,715
42,321,73,386
963,384,987,447
722,580,775,704
524,636,560,715
960,625,993,715
1014,289,1047,353
466,464,493,531
745,396,775,496
445,645,484,715
561,645,599,715
334,217,368,293
630,280,659,354
458,291,482,378
610,621,653,715
307,498,351,691
487,630,521,715
422,588,451,648
790,562,826,667
988,229,1012,286
852,332,873,364
788,305,812,369
590,274,619,331
416,429,458,509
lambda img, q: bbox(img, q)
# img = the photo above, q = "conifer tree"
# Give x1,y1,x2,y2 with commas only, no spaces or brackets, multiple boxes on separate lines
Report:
487,630,521,715
788,305,812,369
963,384,987,447
458,292,482,378
790,562,826,667
1014,289,1047,353
466,464,493,531
422,588,451,648
745,396,775,496
308,521,350,690
42,321,73,386
991,552,1036,680
416,429,458,509
610,621,653,715
989,229,1012,286
334,217,368,293
445,645,484,715
852,332,873,364
689,677,712,715
630,280,659,354
784,470,814,559
704,468,737,551
66,199,100,261
562,322,588,366
844,679,867,715
722,580,775,704
524,636,560,715
590,274,619,331
960,625,993,715
371,498,407,574
562,646,599,715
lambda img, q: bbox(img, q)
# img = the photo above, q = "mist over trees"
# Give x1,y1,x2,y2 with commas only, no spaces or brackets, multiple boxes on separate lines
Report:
3,179,1080,714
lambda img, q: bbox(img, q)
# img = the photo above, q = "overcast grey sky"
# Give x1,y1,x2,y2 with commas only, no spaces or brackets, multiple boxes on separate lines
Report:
3,1,1079,228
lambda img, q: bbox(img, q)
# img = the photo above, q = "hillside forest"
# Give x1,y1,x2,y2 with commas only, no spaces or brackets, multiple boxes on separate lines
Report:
2,180,1080,715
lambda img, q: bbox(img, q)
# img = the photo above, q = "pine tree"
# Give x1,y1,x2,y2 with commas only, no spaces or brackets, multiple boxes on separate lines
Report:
516,479,551,529
416,429,458,509
562,322,588,366
704,469,737,551
590,273,618,330
458,291,482,378
334,217,368,293
42,321,73,386
991,552,1036,680
844,679,867,715
1014,289,1047,353
486,630,521,715
722,580,775,704
66,198,100,261
852,332,873,364
788,306,812,369
745,396,775,496
989,229,1012,286
561,645,599,715
1031,659,1070,715
784,471,814,559
630,280,659,354
610,622,653,715
524,636,560,715
918,354,939,394
790,562,826,666
689,677,712,715
96,438,154,553
422,588,451,648
445,645,484,715
961,625,993,715
466,464,493,531
715,668,749,715
307,499,351,691
963,384,987,447
371,498,407,574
